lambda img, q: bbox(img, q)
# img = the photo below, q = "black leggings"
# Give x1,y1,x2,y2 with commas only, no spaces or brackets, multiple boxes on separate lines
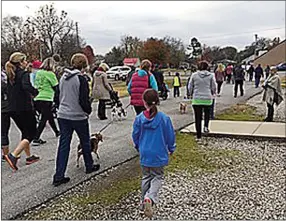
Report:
98,99,107,119
216,81,223,94
35,101,59,140
173,86,180,97
9,111,37,143
1,112,11,146
192,105,211,139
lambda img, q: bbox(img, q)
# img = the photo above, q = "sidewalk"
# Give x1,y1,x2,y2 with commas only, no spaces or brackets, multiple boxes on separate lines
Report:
181,120,286,139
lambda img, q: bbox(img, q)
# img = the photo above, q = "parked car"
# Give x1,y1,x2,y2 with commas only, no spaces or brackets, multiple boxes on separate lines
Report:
106,66,131,81
277,62,286,71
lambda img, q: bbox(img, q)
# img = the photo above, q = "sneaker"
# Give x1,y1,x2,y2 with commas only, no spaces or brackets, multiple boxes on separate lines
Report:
53,177,70,187
203,127,210,133
195,138,203,145
32,139,47,146
4,153,18,171
86,164,100,174
26,155,40,165
144,197,153,218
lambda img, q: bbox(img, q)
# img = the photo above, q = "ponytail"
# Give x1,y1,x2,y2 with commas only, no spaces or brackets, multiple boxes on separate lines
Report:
143,89,159,118
5,61,16,84
149,104,158,118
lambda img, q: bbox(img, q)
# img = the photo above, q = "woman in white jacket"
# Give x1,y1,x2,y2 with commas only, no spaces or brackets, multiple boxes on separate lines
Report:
92,63,112,120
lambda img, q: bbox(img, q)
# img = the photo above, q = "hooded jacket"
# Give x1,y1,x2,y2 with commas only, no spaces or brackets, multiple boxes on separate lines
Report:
188,70,216,105
92,70,112,100
127,69,158,106
132,111,176,167
56,68,91,120
233,66,245,81
7,67,38,112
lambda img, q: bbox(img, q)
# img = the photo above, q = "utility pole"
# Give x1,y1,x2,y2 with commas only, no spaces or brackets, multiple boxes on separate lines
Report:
254,34,258,58
76,22,80,49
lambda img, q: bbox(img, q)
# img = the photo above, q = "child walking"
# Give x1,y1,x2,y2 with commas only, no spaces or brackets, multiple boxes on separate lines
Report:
132,89,176,218
173,72,181,97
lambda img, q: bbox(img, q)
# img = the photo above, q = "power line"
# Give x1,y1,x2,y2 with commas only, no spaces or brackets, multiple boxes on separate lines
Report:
198,27,285,40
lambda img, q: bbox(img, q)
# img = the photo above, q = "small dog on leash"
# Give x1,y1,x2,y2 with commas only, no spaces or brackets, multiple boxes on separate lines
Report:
180,102,187,114
111,101,127,121
76,133,103,167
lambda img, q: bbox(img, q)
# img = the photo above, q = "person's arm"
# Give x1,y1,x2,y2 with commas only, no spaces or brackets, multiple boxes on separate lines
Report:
78,75,92,115
188,75,194,97
22,72,38,96
164,116,176,154
132,117,141,151
102,73,112,92
211,75,217,95
150,74,158,91
127,78,132,95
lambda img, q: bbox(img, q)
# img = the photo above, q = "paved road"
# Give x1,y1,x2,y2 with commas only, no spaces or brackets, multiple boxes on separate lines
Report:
1,81,261,219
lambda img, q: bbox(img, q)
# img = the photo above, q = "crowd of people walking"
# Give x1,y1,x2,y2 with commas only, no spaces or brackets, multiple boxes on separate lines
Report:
1,48,283,218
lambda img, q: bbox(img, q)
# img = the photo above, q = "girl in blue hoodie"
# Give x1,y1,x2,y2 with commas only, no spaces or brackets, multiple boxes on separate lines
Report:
132,89,176,218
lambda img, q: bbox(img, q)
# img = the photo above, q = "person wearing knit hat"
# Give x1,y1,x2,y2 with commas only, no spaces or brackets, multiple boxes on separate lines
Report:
53,53,99,187
30,60,43,87
92,63,112,120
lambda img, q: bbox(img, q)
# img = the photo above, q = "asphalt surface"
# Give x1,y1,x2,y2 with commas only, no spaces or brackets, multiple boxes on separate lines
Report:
1,81,261,220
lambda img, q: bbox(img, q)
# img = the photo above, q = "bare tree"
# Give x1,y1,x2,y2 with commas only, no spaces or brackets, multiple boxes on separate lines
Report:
26,3,75,55
120,35,143,58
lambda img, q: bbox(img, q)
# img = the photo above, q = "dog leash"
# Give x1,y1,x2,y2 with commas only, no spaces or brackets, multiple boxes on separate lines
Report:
98,103,131,134
98,121,114,133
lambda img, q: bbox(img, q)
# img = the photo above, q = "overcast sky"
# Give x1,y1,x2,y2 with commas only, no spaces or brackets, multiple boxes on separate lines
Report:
2,1,285,55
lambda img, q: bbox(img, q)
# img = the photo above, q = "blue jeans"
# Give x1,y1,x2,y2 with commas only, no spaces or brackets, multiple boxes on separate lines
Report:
255,77,261,88
210,99,215,120
53,118,94,181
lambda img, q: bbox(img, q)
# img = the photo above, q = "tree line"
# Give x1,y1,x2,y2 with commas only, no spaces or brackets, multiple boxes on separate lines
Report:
1,3,281,68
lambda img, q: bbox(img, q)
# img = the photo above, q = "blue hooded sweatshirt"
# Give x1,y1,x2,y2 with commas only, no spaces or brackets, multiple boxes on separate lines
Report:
132,111,176,167
127,69,158,94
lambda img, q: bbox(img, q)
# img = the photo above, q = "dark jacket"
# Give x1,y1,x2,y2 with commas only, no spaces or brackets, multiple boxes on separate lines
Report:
7,67,38,112
152,70,164,91
1,72,9,113
254,66,264,78
233,66,245,81
247,66,254,74
56,69,92,120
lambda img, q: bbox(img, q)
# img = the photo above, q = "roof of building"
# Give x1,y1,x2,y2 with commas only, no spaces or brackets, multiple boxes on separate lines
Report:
254,39,286,62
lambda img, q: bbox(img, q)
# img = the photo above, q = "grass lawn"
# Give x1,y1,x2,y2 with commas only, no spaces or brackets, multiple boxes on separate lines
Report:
65,133,241,206
112,81,129,98
165,78,187,89
216,104,264,121
281,76,286,88
24,133,242,219
111,78,188,98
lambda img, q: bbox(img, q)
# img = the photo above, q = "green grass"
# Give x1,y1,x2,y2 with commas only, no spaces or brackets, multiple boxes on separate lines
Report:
281,76,286,88
23,133,241,219
165,79,187,89
64,134,240,206
112,81,129,98
216,104,264,121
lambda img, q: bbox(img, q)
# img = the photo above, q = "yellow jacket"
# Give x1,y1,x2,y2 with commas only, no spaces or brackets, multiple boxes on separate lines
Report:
173,76,181,87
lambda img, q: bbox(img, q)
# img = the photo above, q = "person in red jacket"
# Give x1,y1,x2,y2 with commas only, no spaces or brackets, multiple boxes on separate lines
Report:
127,59,158,115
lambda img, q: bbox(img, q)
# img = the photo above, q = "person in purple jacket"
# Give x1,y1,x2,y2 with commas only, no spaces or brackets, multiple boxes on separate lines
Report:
132,89,176,218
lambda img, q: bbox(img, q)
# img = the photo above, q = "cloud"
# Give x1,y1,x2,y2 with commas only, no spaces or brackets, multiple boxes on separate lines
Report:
2,1,285,54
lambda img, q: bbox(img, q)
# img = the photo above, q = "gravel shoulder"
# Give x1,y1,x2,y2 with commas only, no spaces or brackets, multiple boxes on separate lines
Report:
19,137,286,220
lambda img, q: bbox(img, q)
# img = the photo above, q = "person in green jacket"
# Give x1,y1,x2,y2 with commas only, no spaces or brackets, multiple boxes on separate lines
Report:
173,72,181,97
33,57,60,146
